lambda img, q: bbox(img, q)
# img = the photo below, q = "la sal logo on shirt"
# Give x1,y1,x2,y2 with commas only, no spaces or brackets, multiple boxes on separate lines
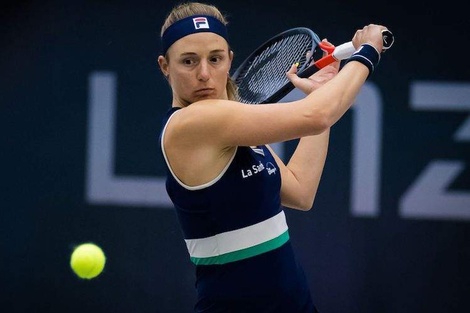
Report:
241,161,277,178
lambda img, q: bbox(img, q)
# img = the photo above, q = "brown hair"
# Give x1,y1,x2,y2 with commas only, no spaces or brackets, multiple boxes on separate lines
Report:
160,2,239,101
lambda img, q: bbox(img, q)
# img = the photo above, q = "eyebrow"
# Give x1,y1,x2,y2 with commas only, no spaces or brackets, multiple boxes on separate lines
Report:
179,49,227,57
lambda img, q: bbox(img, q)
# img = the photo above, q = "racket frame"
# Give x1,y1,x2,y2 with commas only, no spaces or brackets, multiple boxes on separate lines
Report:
231,27,321,104
232,28,394,104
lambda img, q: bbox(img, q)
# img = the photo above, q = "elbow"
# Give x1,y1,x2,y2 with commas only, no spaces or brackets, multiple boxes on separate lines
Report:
303,94,345,133
307,107,334,134
298,197,314,211
287,196,315,211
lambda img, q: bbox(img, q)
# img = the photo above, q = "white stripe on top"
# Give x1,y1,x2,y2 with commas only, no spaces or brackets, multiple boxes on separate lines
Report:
185,211,288,258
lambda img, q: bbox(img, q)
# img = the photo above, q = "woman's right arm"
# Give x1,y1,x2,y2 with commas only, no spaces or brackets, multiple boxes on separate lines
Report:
288,24,387,131
170,24,389,148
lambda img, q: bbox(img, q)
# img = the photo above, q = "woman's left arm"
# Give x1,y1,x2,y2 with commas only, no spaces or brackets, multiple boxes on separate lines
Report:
271,47,339,210
268,128,330,211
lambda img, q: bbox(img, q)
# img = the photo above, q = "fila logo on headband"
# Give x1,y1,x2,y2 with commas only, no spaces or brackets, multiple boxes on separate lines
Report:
161,15,228,55
193,17,210,30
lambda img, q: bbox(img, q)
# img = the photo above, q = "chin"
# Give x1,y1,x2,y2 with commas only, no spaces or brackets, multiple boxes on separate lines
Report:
194,95,218,102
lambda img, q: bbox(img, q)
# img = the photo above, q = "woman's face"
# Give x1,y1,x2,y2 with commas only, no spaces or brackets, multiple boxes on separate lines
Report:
159,32,233,107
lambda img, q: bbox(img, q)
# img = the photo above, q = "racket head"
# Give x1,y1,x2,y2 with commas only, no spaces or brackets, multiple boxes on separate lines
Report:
231,27,321,104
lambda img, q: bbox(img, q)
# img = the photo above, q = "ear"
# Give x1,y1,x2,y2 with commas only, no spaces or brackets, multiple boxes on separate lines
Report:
228,50,234,70
157,55,169,77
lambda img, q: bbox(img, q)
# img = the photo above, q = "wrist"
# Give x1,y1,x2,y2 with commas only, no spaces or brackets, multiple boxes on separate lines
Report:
346,44,380,78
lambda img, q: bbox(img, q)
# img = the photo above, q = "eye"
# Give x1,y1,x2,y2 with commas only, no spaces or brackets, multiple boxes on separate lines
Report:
209,55,223,64
182,58,196,66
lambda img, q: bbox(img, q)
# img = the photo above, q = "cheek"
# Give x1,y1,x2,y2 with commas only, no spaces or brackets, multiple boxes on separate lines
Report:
215,67,229,82
173,73,194,91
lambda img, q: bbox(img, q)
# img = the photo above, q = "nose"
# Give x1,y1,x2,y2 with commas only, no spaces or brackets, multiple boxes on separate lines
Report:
197,61,210,82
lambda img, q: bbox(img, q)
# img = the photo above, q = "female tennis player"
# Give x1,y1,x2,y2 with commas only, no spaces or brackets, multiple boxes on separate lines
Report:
157,2,389,312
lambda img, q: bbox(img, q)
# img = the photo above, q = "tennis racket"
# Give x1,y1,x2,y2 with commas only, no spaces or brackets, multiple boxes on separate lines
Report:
231,27,394,104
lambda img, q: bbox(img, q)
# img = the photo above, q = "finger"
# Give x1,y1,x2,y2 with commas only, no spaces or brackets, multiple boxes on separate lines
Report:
286,64,305,87
321,38,333,57
286,63,298,75
305,51,313,63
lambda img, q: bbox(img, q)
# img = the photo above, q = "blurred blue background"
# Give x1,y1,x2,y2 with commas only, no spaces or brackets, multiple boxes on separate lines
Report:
1,0,469,312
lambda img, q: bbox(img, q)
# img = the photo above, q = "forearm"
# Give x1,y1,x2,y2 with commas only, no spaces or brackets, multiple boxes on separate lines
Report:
280,129,330,210
302,61,369,129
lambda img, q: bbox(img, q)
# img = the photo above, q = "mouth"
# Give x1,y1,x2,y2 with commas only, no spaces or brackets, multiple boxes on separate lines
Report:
194,88,215,97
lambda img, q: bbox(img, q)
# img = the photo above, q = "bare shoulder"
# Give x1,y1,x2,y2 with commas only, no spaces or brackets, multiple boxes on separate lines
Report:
162,102,238,186
166,100,245,144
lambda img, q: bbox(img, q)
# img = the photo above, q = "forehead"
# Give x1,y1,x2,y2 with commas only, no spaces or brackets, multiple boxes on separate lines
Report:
169,32,229,55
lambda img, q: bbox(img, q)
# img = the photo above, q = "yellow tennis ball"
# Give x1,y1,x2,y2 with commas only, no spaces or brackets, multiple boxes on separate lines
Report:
70,243,106,279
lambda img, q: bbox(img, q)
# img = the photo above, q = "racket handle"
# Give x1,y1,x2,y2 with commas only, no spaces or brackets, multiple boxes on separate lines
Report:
313,42,355,69
332,42,355,60
299,29,394,78
333,30,394,60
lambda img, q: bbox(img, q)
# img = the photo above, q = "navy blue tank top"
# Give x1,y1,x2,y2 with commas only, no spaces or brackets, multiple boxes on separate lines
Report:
159,107,316,313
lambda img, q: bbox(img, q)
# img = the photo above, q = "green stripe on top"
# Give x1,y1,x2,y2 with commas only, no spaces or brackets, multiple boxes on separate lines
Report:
190,230,289,265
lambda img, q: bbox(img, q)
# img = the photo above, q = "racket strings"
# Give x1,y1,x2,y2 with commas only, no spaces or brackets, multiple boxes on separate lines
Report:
236,34,314,104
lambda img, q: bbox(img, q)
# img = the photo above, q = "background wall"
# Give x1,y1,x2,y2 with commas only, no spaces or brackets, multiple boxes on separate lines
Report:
1,0,469,312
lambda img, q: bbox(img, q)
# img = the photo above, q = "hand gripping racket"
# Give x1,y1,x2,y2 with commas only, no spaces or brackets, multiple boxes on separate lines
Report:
231,27,394,104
